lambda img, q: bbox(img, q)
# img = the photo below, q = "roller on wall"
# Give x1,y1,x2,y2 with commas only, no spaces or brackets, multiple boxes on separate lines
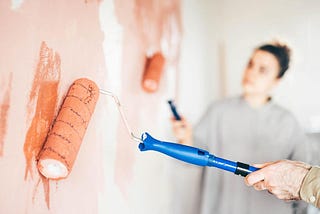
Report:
142,52,165,93
37,78,99,180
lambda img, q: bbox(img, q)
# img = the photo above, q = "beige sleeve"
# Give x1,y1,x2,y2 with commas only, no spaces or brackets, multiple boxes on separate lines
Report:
300,166,320,208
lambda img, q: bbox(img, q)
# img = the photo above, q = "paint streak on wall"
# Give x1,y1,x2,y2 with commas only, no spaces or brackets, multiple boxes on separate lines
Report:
113,0,182,196
0,0,106,212
0,73,13,157
23,41,61,208
24,42,61,180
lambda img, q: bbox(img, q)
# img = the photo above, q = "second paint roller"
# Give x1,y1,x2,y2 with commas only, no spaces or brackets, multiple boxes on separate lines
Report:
142,52,165,93
38,78,258,180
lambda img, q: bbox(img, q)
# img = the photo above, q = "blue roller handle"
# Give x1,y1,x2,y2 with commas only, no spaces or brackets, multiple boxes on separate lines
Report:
168,100,182,121
139,132,259,177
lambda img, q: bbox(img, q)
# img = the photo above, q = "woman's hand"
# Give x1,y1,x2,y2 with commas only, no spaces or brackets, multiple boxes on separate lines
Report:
170,117,193,146
245,160,311,200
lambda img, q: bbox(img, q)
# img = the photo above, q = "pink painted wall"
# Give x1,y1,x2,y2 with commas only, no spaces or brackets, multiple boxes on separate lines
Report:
0,0,182,213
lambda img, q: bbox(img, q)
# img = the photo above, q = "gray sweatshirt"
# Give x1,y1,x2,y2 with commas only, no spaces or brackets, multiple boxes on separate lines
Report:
194,96,307,214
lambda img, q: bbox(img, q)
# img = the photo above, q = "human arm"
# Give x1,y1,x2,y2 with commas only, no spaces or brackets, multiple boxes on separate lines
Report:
245,160,320,208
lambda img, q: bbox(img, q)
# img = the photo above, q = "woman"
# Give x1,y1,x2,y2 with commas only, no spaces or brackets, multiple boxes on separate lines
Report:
171,42,308,214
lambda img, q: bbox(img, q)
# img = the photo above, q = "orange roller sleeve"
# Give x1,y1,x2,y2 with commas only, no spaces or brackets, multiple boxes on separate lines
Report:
142,52,165,93
37,78,99,180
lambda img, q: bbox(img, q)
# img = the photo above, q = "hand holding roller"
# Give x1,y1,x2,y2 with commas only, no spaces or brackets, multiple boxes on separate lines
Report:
37,78,99,180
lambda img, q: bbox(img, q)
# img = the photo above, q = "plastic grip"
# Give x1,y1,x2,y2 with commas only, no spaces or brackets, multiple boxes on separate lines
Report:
235,162,260,177
139,133,212,166
139,132,259,176
207,156,238,173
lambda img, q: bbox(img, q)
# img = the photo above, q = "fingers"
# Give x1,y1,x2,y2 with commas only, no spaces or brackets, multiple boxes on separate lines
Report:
170,117,192,145
254,185,297,201
270,189,298,201
246,160,309,201
245,170,265,186
172,120,186,135
245,161,276,186
252,162,273,168
171,119,186,128
253,181,266,191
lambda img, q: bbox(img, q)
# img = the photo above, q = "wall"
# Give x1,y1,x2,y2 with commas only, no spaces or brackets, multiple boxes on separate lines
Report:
0,0,106,213
1,0,212,213
0,0,190,213
205,0,320,132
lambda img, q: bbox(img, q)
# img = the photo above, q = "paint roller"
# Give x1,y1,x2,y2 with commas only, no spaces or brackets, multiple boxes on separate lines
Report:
37,78,99,179
142,52,165,93
37,78,258,180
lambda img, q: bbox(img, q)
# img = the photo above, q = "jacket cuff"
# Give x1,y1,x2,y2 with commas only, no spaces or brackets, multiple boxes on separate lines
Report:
300,166,320,208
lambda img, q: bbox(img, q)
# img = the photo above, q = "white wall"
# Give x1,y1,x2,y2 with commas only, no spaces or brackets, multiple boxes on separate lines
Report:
178,0,221,124
203,0,320,132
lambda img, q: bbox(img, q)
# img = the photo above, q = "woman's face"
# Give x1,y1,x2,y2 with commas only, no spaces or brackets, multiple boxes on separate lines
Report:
242,50,280,96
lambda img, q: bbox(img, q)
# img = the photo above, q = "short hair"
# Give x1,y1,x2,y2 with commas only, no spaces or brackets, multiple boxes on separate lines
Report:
257,42,291,78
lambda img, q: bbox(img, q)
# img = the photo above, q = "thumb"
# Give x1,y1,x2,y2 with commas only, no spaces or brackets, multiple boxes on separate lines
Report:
245,170,265,186
252,161,273,168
